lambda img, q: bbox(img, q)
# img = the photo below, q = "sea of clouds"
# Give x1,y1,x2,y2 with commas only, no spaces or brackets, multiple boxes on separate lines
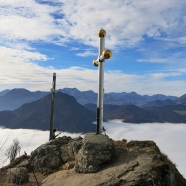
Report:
0,121,186,178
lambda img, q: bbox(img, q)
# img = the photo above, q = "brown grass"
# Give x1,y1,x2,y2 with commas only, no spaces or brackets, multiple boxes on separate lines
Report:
113,139,127,148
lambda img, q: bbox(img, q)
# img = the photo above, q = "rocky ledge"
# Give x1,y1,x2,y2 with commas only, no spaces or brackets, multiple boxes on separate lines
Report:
0,133,186,186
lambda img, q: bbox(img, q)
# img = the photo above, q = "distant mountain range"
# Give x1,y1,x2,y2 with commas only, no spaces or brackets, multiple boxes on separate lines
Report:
0,88,49,111
0,92,95,133
141,99,177,108
59,88,179,106
0,88,185,111
0,88,186,132
85,103,186,123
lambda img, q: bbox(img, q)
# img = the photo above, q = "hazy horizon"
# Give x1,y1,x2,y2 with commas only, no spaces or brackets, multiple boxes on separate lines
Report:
0,121,186,179
0,87,182,97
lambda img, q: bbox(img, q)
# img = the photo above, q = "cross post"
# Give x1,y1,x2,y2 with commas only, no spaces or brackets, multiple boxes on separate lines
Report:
93,29,112,134
49,72,56,140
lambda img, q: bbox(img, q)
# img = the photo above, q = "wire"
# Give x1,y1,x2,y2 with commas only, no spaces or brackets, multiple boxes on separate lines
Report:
25,129,36,152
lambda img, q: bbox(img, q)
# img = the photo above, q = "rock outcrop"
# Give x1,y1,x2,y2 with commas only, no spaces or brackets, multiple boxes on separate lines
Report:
7,167,29,184
42,139,186,186
75,133,115,173
30,136,82,174
0,134,186,186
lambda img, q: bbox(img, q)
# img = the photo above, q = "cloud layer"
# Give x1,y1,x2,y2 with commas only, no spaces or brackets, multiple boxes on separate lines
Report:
0,127,81,166
104,121,186,178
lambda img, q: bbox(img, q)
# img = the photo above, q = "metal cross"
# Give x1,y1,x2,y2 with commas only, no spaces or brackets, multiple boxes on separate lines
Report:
93,29,112,134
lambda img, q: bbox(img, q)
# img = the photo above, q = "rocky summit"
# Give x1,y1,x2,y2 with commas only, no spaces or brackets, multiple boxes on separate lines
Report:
0,134,186,186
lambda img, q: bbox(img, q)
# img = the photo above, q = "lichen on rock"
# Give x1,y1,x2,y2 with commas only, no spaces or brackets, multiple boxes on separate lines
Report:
7,167,29,184
75,133,115,173
30,136,83,174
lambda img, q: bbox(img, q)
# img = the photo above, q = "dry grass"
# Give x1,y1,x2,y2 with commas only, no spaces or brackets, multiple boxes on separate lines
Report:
126,140,161,153
113,139,127,148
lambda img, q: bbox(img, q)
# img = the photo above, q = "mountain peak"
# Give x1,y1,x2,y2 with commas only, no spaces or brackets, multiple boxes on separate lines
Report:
5,88,31,97
0,89,10,96
61,88,80,94
1,135,185,185
130,91,138,95
0,92,95,132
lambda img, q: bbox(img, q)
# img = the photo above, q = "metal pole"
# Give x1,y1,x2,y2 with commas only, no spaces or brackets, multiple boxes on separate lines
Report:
93,29,112,135
93,29,112,134
49,73,56,140
97,36,105,134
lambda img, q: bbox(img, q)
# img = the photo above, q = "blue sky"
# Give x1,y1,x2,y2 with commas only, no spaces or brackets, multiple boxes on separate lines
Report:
0,0,186,96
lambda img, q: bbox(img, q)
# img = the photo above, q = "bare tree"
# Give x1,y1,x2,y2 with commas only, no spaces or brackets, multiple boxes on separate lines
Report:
5,138,21,163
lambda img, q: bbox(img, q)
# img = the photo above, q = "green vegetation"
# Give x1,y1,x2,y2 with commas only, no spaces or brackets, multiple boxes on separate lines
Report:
174,110,186,115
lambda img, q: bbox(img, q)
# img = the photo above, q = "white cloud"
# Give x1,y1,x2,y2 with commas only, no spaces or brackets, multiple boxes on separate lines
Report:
103,121,186,178
163,37,186,45
0,0,186,96
137,50,186,65
0,46,48,62
53,0,186,49
0,46,185,96
0,127,81,167
1,122,186,179
0,0,62,43
138,58,169,63
70,47,79,51
76,50,96,57
1,0,185,49
104,70,186,96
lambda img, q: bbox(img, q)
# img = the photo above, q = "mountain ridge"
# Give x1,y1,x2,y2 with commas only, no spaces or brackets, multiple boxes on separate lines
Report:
0,88,181,111
0,88,49,111
0,88,186,129
85,103,186,123
0,92,95,133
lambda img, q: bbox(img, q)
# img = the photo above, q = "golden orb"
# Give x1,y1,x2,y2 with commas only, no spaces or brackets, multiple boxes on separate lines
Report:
102,50,112,59
93,59,99,67
98,29,106,37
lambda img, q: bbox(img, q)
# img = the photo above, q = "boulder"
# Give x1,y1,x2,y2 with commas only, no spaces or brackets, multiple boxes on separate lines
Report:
30,136,82,173
60,137,82,162
7,167,29,184
75,133,115,173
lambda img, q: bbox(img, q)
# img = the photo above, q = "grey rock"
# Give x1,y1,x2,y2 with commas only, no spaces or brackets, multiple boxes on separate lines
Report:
16,159,29,169
75,133,115,173
32,144,62,173
60,137,82,162
30,136,83,173
7,167,29,184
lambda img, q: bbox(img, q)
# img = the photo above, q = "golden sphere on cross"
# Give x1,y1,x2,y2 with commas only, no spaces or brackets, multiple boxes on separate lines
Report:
102,50,112,59
93,59,99,67
98,29,106,37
